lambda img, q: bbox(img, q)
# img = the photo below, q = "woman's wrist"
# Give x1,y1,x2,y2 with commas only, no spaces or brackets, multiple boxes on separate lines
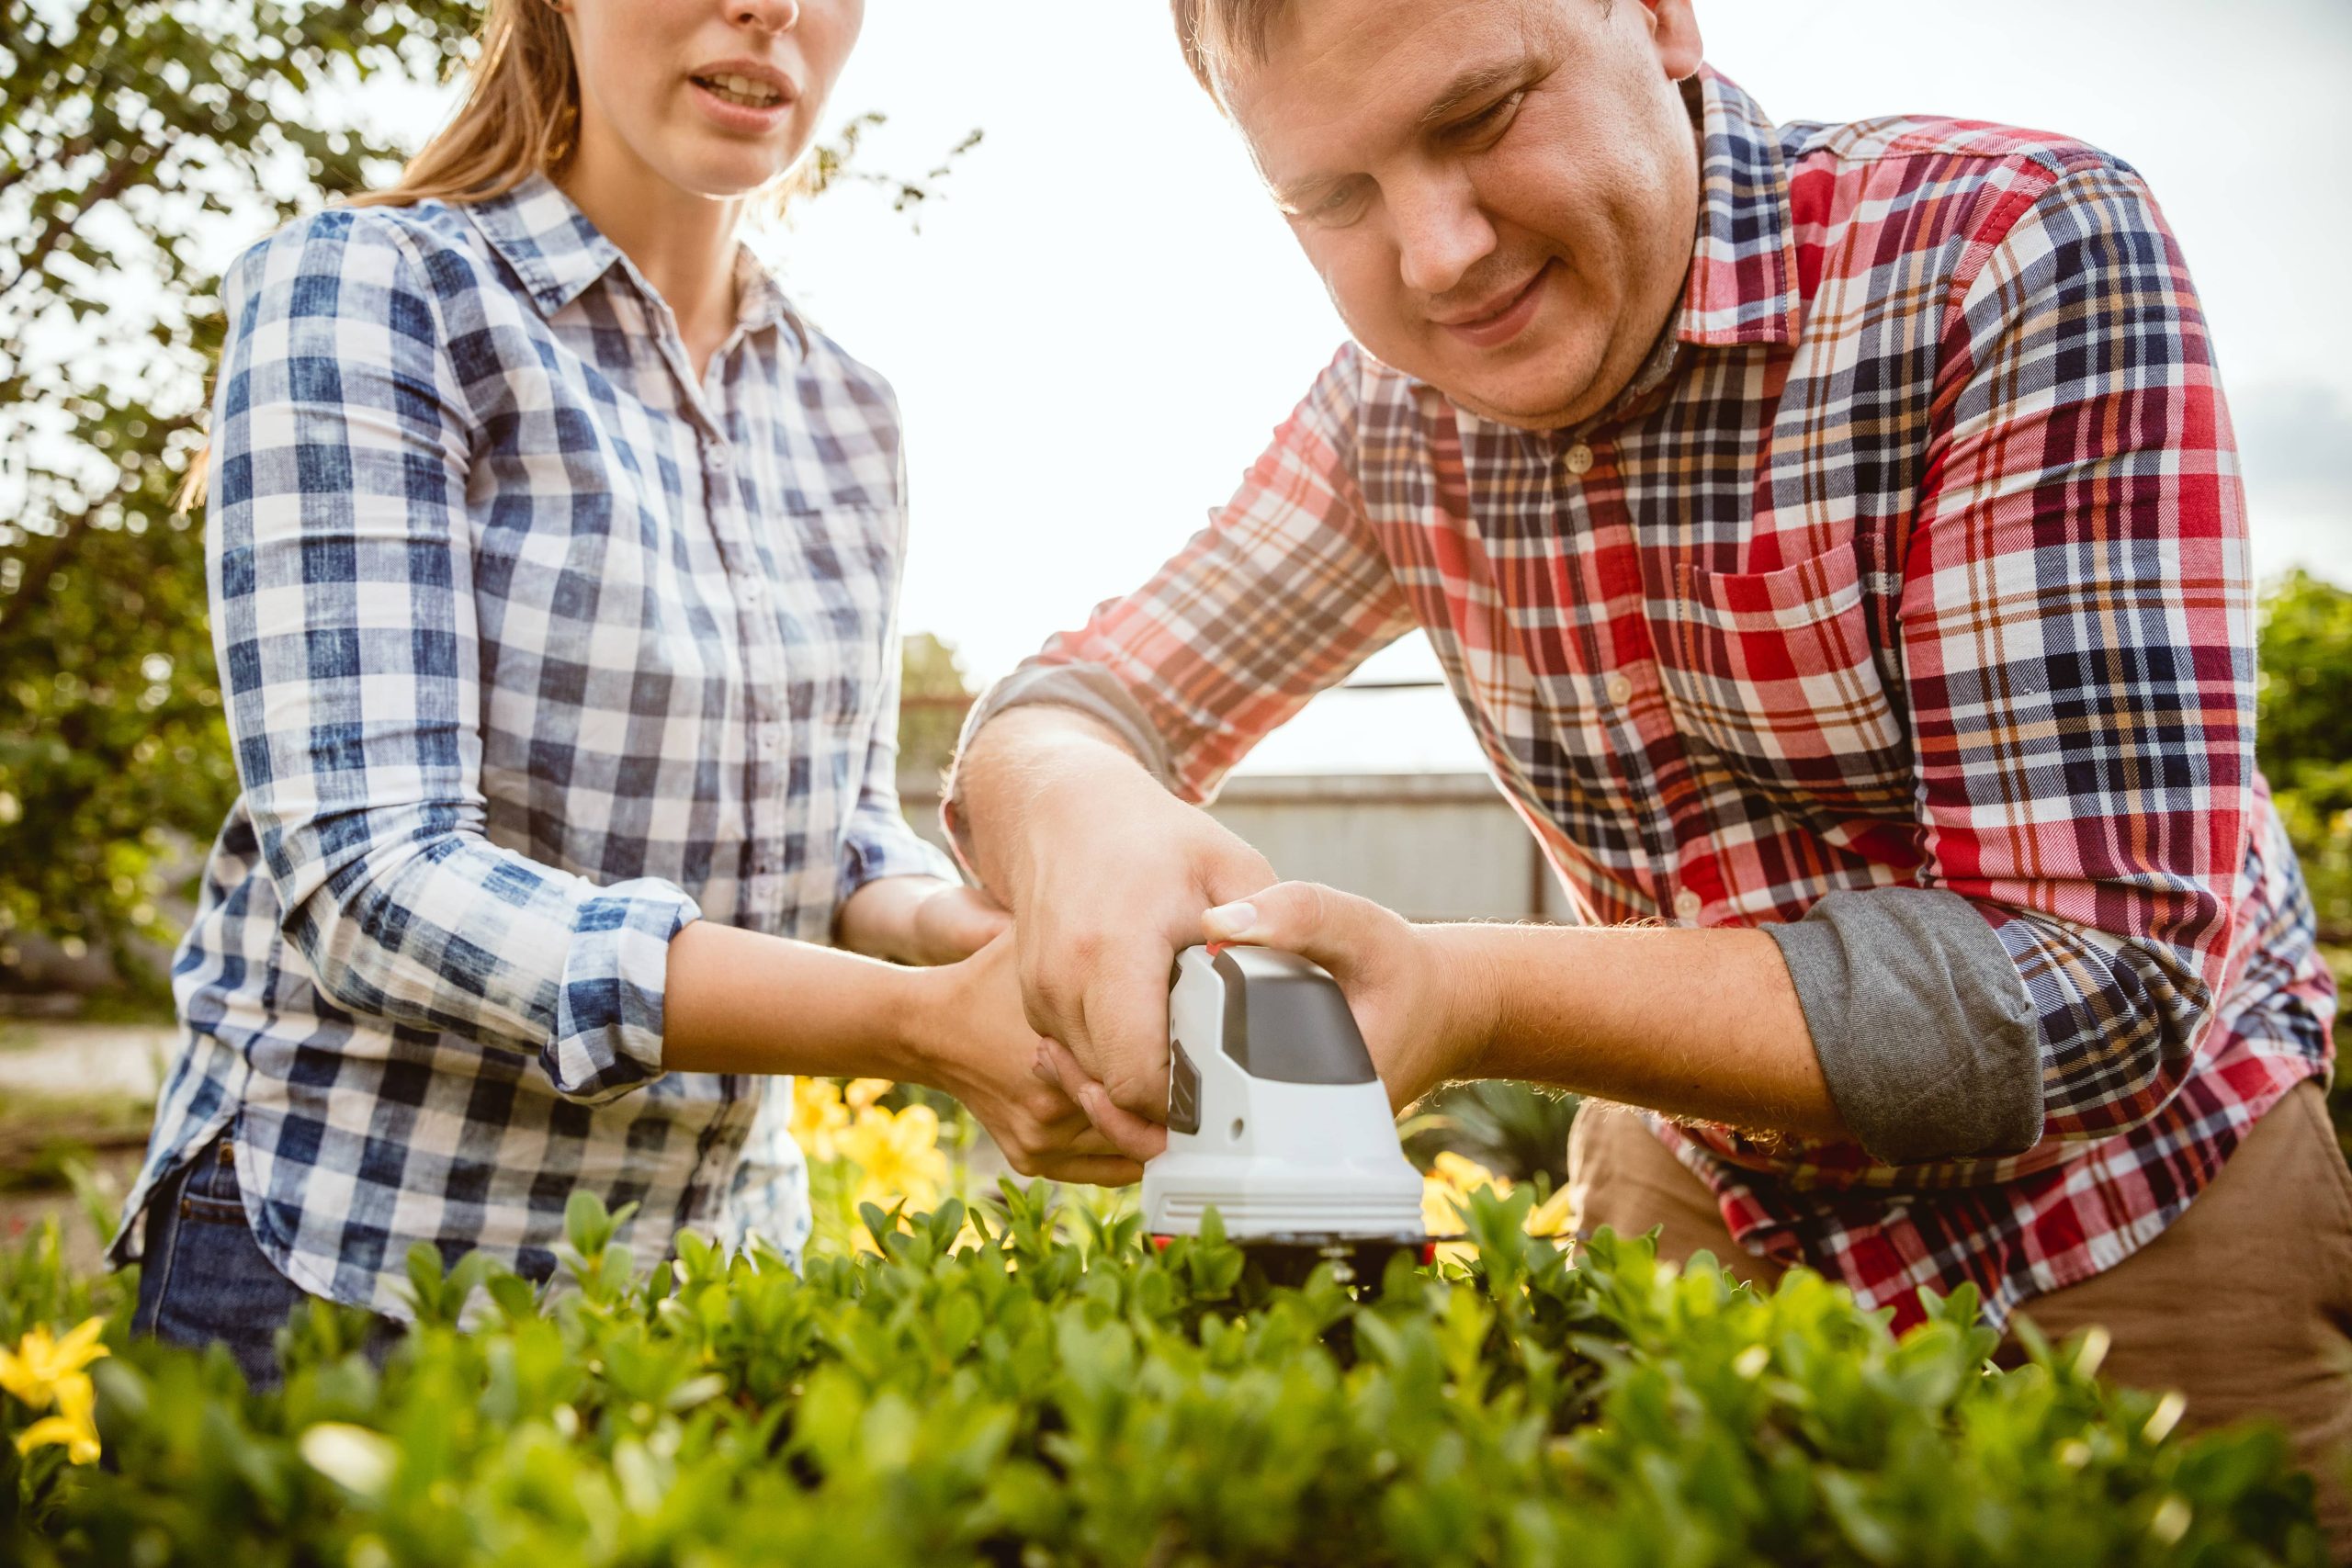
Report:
661,920,931,1080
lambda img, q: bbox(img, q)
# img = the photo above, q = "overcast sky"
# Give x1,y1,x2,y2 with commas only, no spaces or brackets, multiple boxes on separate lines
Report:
365,0,2352,772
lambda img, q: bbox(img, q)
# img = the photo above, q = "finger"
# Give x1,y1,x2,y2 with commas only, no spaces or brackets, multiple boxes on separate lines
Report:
1202,880,1385,980
1075,1078,1169,1163
1031,1155,1147,1188
1031,1042,1065,1089
1082,947,1177,1121
1039,1037,1167,1161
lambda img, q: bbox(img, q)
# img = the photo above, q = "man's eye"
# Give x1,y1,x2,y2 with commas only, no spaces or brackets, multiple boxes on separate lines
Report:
1452,91,1525,141
1311,181,1367,223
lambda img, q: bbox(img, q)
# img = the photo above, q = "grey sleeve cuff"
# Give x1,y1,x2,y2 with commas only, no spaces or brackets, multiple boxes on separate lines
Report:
1763,886,2043,1165
955,662,1179,790
943,662,1182,874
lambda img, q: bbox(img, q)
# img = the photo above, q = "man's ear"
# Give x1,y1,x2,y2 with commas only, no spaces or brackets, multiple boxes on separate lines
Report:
1638,0,1705,82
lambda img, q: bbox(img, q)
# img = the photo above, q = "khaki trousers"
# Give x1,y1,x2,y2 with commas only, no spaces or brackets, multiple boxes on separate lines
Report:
1567,1081,2352,1551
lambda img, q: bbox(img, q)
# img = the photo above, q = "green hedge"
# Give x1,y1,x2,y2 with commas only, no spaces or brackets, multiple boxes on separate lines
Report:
0,1186,2325,1567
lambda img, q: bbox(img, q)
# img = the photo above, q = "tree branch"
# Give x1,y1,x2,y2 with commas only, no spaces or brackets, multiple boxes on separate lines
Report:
0,136,168,302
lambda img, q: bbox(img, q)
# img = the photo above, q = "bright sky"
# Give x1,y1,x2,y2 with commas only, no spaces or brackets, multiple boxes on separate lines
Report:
374,0,2352,773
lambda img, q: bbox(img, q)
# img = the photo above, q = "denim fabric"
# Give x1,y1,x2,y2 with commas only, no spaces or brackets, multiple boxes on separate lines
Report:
131,1135,324,1388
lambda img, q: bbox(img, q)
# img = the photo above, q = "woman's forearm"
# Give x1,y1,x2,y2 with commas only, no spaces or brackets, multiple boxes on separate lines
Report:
662,919,933,1078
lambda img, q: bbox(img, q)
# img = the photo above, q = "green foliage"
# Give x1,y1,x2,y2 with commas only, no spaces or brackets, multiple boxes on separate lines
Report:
0,1187,2326,1566
0,0,481,988
898,631,977,788
1404,1079,1581,1184
2257,570,2352,937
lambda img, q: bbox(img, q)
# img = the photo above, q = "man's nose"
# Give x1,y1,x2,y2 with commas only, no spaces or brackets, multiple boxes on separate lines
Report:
1387,170,1495,299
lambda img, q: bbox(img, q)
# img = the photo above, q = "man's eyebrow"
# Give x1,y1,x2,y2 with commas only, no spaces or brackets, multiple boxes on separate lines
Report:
1419,59,1536,127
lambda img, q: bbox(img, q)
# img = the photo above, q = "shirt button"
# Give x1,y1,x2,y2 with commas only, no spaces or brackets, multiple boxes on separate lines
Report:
1564,443,1595,477
708,445,733,472
1604,671,1634,706
759,732,779,753
1673,888,1702,922
741,579,764,604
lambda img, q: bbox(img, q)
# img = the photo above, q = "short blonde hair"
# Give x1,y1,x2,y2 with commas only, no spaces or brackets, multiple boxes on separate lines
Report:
1170,0,1294,106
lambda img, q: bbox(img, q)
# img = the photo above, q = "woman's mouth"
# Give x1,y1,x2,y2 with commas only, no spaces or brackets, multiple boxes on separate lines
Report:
693,73,786,110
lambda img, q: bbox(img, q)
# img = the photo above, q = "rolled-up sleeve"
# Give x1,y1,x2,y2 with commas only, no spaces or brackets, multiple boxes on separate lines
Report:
1784,158,2255,1163
211,209,699,1103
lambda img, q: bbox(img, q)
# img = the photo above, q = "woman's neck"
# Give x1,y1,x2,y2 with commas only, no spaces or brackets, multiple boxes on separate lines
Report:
557,125,744,377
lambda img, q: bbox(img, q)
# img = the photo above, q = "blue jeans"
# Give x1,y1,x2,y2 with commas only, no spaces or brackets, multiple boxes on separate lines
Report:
130,1134,390,1388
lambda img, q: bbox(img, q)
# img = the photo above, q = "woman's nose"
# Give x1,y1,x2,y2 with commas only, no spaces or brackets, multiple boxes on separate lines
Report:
732,0,800,30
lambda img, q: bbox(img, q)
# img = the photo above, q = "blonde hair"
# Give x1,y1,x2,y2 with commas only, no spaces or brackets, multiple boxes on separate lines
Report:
177,0,795,512
349,0,584,209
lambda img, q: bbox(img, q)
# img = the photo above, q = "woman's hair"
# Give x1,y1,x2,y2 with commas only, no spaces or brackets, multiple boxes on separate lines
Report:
175,0,573,513
348,0,583,210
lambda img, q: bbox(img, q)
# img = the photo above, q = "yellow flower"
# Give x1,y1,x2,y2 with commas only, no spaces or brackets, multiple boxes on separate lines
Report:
1421,1152,1505,1237
842,1102,949,1214
0,1317,109,1411
843,1078,894,1112
14,1371,99,1465
787,1077,851,1164
1419,1153,1575,1239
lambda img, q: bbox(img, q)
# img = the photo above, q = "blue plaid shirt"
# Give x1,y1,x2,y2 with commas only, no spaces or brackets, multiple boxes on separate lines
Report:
112,174,956,1314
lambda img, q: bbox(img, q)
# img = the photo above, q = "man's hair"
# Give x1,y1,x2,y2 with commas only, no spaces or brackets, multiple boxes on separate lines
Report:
1170,0,1290,102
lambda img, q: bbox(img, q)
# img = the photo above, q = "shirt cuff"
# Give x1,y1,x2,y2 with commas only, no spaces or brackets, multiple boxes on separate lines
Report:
1763,886,2043,1164
943,662,1180,873
549,878,702,1103
956,663,1178,788
840,811,961,899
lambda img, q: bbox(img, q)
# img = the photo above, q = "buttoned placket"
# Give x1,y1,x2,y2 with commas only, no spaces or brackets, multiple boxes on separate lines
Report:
1549,430,1691,922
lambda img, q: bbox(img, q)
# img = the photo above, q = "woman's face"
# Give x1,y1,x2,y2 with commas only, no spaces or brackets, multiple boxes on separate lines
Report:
560,0,864,198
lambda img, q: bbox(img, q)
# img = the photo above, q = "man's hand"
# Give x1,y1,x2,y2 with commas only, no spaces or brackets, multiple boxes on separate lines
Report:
955,706,1276,1132
1201,883,1494,1114
902,931,1143,1185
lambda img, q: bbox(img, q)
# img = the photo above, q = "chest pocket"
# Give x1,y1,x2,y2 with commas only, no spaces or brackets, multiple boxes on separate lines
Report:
1654,539,1916,827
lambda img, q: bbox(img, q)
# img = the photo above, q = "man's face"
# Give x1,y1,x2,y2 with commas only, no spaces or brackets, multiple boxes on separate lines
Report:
1224,0,1703,430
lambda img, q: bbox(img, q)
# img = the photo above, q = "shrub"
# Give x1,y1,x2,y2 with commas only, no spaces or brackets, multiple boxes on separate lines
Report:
0,1180,2324,1568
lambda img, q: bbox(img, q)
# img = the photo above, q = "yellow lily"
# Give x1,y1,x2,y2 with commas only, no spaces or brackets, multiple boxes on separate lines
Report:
0,1316,109,1410
14,1370,99,1465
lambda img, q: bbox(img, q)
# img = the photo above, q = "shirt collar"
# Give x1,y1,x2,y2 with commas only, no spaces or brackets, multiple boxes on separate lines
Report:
1677,67,1804,348
466,171,628,317
467,171,803,347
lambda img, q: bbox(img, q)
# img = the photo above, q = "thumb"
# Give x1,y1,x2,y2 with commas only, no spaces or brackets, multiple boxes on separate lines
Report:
1201,881,1378,979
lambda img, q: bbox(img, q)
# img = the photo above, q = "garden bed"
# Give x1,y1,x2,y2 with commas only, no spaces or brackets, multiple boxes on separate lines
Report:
0,1175,2326,1567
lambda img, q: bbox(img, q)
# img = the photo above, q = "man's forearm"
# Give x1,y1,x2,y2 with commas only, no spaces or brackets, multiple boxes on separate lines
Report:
949,705,1157,903
1434,922,1849,1140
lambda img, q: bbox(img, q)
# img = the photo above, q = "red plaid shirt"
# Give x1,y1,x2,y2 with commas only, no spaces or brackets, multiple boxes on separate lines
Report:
1012,71,2334,1329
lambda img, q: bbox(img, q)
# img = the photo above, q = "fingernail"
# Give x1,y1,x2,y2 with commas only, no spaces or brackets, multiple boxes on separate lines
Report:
1204,900,1257,940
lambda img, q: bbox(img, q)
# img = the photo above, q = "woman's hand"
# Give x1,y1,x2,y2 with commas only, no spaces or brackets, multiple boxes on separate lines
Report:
1200,883,1494,1116
902,931,1145,1186
837,876,1011,966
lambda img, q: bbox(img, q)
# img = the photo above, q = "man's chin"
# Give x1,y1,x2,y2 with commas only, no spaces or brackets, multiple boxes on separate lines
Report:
1436,374,1601,432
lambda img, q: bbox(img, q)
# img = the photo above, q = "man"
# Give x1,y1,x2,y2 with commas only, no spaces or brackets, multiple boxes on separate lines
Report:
946,0,2349,1534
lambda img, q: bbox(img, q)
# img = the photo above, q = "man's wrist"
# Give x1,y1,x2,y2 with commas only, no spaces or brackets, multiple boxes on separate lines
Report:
1423,922,1509,1084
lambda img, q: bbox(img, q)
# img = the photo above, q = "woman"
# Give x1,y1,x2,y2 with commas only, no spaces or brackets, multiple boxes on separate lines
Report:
119,0,1136,1383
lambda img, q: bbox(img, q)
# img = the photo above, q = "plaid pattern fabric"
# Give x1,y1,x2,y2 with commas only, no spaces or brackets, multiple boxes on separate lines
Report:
1009,72,2334,1329
112,174,956,1316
